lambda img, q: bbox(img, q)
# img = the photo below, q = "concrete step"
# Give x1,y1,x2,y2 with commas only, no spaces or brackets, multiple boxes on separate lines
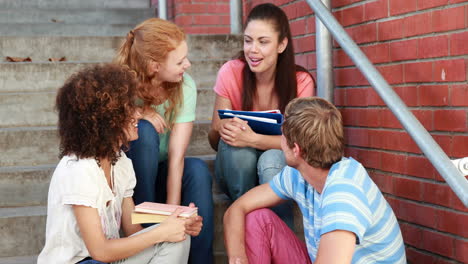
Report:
0,121,214,167
0,62,97,93
0,195,230,258
0,8,155,25
186,59,225,91
0,60,224,93
0,36,123,62
0,255,36,264
0,206,47,257
0,156,223,208
186,34,242,61
0,23,140,36
0,196,304,259
0,0,150,9
0,165,54,207
0,254,228,264
0,35,241,62
0,89,215,128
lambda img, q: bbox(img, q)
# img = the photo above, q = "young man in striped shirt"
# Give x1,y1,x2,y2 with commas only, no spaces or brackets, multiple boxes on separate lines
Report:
223,97,406,264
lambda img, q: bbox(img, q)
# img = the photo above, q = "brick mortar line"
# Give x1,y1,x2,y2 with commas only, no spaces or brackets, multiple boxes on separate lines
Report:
403,244,465,264
282,1,467,27
384,193,468,219
343,126,467,135
333,82,468,88
348,145,465,158
331,0,467,13
337,105,468,110
341,28,468,45
331,0,381,12
367,167,467,190
331,54,468,69
290,13,467,40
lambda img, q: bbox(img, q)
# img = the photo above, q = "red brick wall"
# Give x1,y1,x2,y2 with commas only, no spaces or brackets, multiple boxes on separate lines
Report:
152,0,231,34
243,1,468,263
164,0,467,263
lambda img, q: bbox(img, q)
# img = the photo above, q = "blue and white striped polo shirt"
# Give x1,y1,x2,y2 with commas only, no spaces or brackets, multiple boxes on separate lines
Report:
270,157,406,263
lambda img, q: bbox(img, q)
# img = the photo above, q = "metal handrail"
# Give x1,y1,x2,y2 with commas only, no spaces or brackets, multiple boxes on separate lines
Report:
230,0,242,34
315,0,334,102
158,0,167,20
305,0,467,207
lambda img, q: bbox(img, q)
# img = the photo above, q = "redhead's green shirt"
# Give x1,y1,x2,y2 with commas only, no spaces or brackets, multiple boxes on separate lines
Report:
150,74,196,161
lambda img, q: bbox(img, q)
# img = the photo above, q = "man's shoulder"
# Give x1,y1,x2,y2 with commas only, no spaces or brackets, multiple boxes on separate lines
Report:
330,157,367,179
279,166,301,180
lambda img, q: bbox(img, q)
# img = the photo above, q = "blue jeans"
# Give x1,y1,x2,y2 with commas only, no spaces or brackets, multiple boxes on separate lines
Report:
215,139,294,229
126,120,214,264
77,258,106,264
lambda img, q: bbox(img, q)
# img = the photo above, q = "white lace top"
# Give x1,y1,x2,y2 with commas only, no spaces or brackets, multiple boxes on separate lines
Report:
37,152,136,264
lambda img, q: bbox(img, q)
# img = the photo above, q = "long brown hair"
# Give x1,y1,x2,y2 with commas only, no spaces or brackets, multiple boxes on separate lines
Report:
114,18,185,128
239,3,314,113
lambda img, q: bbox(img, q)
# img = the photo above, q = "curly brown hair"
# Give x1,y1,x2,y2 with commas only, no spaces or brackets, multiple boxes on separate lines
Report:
56,64,138,165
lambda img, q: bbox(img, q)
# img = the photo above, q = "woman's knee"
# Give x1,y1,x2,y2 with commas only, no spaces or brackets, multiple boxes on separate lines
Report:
134,119,160,147
158,237,191,261
217,140,257,163
184,158,212,185
257,150,286,183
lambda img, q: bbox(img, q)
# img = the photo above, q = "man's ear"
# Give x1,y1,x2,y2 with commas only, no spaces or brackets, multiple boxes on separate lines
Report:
149,60,160,73
293,142,301,158
278,37,288,54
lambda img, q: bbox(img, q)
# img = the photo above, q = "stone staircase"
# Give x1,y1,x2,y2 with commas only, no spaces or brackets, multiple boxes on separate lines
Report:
0,1,306,263
0,1,247,263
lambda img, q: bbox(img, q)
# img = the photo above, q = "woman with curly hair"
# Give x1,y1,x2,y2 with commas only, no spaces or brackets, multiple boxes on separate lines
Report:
114,18,213,264
38,64,200,264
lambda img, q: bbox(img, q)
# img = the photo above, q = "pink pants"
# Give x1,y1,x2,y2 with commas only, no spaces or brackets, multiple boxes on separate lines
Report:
245,208,312,264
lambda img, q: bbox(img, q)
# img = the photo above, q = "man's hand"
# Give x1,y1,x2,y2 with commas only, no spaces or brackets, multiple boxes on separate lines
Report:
228,256,249,264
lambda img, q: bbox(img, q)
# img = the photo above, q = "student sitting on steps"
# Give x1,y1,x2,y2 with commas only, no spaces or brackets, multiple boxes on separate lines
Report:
114,18,214,264
38,64,200,264
208,3,315,229
224,97,406,264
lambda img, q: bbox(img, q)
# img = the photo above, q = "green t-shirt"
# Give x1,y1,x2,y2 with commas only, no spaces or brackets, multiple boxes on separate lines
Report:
150,74,197,161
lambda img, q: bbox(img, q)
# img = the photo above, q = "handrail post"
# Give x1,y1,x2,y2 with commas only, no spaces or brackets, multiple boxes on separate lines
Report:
158,0,167,20
230,0,242,34
316,0,334,102
305,0,468,207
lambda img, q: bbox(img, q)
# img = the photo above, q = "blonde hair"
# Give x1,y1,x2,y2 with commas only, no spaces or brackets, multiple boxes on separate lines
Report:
283,97,344,169
114,18,186,128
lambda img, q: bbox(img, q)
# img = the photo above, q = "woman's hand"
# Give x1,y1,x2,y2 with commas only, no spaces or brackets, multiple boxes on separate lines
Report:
184,203,203,237
157,208,187,242
141,107,167,134
219,117,257,148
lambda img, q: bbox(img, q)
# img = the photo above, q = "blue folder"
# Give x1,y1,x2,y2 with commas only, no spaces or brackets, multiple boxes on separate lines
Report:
218,109,283,135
